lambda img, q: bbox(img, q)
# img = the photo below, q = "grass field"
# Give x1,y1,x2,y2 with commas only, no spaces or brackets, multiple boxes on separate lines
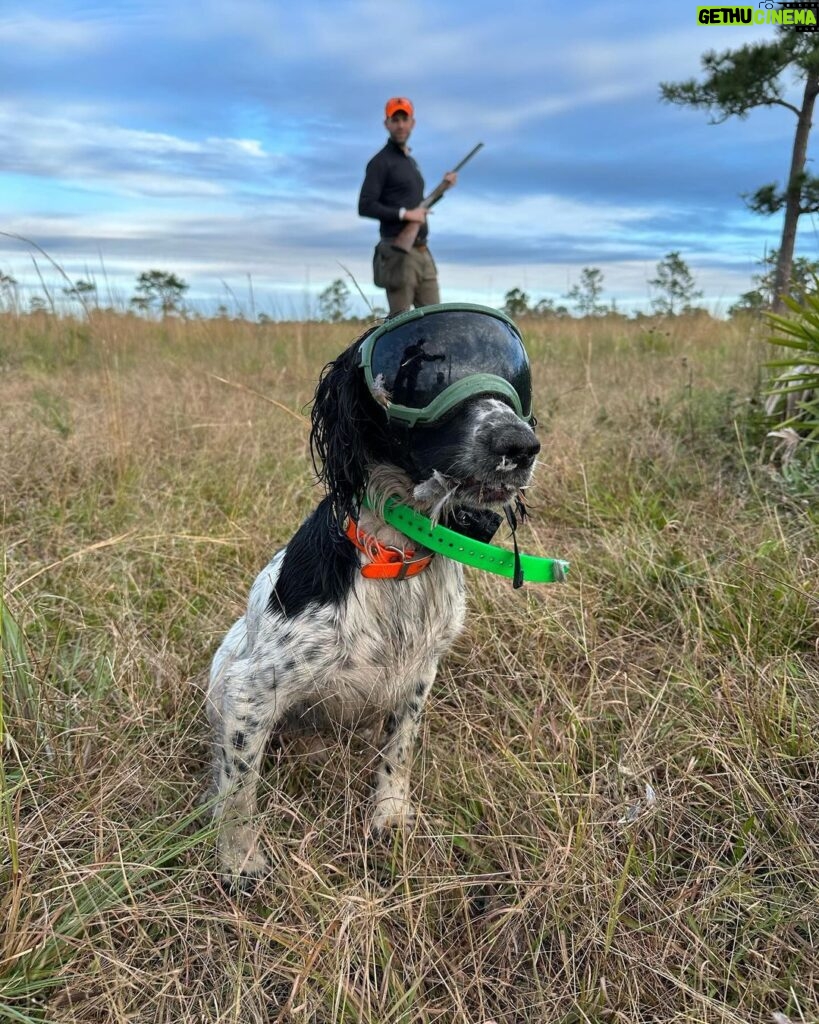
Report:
1,310,817,1024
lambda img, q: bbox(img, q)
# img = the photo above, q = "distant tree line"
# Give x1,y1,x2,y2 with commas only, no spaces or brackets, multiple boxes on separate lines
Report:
2,250,817,322
498,252,705,321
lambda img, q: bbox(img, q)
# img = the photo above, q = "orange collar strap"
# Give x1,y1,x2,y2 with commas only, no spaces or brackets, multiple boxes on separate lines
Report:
345,517,434,580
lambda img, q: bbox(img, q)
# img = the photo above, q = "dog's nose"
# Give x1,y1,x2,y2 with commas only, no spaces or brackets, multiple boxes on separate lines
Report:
489,425,541,466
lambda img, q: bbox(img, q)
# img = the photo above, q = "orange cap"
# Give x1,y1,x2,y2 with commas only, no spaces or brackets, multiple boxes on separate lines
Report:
385,96,414,119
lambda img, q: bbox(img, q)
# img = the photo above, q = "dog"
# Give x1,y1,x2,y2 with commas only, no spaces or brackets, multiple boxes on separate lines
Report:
207,304,540,888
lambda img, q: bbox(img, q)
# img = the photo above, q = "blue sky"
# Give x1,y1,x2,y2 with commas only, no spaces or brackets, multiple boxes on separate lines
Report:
0,0,816,317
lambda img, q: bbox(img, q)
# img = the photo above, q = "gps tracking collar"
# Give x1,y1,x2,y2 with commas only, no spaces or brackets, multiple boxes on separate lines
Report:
359,303,533,427
361,495,570,586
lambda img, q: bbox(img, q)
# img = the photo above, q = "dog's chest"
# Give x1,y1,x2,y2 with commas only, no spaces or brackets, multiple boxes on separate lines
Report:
344,557,466,670
268,556,466,724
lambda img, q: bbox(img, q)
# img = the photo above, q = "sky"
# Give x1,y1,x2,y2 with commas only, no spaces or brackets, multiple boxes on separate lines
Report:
0,0,817,318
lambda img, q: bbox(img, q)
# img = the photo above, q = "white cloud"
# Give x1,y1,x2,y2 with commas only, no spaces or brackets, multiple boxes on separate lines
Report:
445,191,658,240
0,103,278,198
442,83,643,134
433,24,781,134
1,184,759,307
0,12,109,51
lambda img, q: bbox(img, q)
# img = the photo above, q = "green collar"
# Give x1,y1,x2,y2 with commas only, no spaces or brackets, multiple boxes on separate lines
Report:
363,496,569,585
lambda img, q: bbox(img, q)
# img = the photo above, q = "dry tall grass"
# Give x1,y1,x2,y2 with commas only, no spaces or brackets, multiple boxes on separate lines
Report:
1,310,817,1024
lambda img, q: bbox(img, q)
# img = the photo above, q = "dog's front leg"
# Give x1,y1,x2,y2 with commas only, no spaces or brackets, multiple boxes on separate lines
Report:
210,663,290,889
371,672,435,834
212,712,275,888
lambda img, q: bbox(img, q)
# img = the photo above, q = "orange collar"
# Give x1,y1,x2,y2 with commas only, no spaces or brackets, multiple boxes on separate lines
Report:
345,517,434,580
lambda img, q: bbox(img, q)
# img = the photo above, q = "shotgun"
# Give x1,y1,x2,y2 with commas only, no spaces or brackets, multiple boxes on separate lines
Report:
390,142,484,254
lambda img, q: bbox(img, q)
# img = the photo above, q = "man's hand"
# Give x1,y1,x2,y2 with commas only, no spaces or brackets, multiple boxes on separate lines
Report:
442,171,458,190
403,207,428,223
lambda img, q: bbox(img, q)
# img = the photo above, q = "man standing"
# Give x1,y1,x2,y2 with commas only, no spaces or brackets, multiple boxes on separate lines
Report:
359,97,456,314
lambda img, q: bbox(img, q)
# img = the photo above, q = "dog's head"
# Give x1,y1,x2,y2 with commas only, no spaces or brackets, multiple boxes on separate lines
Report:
310,304,540,525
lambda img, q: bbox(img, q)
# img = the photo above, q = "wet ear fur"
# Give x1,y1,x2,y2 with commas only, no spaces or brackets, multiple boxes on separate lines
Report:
309,330,393,527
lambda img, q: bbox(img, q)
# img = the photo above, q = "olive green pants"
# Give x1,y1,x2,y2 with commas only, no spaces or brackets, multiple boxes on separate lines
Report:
375,241,441,314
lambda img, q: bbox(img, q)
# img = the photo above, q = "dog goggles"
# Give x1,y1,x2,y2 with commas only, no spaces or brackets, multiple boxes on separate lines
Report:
359,303,532,427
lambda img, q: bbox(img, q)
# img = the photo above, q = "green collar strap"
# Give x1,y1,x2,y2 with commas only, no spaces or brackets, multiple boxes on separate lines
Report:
363,496,570,584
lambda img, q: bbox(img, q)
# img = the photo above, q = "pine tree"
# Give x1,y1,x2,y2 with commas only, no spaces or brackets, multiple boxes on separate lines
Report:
502,288,530,318
130,270,189,317
661,33,819,311
318,279,351,322
565,268,606,317
649,252,704,315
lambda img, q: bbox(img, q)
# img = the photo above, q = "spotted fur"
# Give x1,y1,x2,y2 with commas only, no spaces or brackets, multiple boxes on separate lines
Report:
207,325,540,887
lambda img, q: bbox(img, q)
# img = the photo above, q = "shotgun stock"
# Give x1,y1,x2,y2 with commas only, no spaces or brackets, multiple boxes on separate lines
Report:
390,142,484,254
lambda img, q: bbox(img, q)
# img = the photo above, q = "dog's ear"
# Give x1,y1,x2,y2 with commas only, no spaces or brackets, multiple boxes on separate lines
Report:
310,330,391,527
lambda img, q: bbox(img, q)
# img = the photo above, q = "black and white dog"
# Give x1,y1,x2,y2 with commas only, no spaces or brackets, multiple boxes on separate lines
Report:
207,305,540,887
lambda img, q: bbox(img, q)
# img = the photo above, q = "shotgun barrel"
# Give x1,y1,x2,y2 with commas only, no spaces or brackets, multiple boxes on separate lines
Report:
424,142,484,210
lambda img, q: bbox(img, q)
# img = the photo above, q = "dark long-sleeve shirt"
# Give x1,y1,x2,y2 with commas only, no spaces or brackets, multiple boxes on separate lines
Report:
358,139,428,243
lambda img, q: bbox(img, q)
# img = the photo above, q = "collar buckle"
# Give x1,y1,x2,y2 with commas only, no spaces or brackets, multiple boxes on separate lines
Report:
345,518,434,581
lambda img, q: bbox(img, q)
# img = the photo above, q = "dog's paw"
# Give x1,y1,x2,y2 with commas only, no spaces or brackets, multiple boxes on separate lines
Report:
370,796,416,838
218,829,270,894
220,867,268,897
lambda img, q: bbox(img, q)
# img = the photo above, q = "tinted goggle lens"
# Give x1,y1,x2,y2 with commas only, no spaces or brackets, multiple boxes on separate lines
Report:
362,308,532,423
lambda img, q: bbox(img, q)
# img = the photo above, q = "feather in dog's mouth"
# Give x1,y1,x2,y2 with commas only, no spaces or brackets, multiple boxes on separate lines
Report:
457,476,524,506
413,469,528,521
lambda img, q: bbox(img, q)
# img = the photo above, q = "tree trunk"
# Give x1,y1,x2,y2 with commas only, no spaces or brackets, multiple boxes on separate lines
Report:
773,69,819,312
